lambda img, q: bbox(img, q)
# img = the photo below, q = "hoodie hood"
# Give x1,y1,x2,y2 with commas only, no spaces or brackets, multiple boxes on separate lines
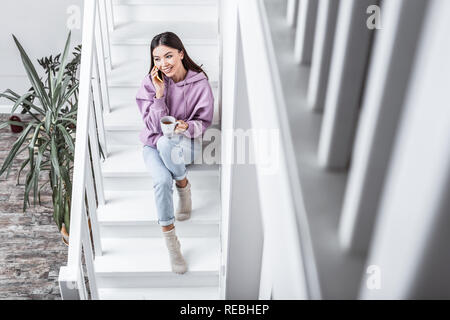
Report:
167,69,207,87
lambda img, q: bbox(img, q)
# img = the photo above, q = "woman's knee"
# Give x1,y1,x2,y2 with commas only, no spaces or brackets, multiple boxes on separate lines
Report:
156,135,173,155
157,135,184,165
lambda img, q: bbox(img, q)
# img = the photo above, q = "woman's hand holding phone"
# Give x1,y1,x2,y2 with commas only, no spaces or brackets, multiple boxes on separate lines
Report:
151,66,164,98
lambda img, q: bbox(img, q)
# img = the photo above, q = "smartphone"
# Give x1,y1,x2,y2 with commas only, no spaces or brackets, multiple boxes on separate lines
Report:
154,66,163,82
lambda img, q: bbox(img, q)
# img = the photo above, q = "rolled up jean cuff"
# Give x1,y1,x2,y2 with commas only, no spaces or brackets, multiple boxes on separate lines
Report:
158,217,175,227
173,172,187,181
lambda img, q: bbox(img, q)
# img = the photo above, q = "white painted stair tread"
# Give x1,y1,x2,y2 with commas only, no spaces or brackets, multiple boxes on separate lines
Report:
98,287,219,300
111,21,218,45
103,101,220,130
95,237,220,273
109,59,219,87
113,0,218,5
97,189,219,224
101,145,219,177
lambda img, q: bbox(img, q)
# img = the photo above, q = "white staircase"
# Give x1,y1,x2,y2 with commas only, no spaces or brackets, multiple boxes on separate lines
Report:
94,0,221,300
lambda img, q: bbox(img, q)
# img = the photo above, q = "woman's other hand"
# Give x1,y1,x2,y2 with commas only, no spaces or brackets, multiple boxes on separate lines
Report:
174,120,189,134
151,65,165,98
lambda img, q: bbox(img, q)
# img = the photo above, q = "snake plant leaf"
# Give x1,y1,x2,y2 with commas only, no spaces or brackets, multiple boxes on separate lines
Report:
55,76,71,112
32,141,49,206
28,123,43,149
60,82,79,110
57,124,75,152
44,109,52,133
38,180,50,206
52,182,62,231
12,35,51,110
50,135,60,182
10,92,34,115
0,122,34,177
56,31,72,87
0,120,26,130
17,158,30,186
64,194,70,233
23,170,33,211
0,89,45,117
60,166,72,198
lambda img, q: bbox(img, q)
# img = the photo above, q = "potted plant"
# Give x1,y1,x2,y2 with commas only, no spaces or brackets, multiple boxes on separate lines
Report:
0,31,99,245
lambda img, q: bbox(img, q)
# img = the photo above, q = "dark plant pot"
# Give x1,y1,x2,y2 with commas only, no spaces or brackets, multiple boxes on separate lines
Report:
9,115,24,133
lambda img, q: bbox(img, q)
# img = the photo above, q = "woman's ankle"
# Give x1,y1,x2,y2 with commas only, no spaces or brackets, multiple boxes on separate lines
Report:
162,224,175,232
176,178,188,188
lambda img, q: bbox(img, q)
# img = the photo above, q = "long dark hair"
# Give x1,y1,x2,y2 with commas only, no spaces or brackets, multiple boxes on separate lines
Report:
149,32,208,81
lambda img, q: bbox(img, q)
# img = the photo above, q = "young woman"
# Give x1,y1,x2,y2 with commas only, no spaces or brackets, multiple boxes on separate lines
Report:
136,32,214,274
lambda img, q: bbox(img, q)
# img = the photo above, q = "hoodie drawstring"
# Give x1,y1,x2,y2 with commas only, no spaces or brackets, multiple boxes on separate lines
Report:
183,79,187,120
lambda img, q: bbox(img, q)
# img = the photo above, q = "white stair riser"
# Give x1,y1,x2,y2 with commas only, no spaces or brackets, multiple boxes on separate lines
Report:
114,4,218,23
110,44,219,70
96,273,219,288
103,175,219,191
105,130,221,150
100,223,219,238
111,64,219,86
109,85,218,104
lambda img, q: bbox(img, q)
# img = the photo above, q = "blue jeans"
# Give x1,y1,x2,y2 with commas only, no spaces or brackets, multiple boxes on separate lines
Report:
142,135,202,227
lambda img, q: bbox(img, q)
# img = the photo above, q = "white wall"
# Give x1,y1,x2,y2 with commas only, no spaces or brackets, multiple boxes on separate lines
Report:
0,0,83,112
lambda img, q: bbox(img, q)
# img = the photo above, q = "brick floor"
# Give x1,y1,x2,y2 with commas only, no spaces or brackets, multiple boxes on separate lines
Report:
0,113,67,300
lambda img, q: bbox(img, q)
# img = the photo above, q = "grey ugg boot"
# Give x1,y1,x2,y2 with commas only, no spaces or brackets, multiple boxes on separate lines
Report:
175,181,192,221
163,227,187,274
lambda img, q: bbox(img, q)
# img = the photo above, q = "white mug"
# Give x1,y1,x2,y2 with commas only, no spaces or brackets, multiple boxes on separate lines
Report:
160,116,181,138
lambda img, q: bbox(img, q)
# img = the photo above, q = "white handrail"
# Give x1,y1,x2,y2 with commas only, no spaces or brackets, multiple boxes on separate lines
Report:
234,0,321,299
59,0,108,300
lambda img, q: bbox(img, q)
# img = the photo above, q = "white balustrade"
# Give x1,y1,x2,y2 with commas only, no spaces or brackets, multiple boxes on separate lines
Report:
307,0,339,112
318,0,379,169
286,0,299,28
294,0,318,65
338,0,430,254
59,0,109,300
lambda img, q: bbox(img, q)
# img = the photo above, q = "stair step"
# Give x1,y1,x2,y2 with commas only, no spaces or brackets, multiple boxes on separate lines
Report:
109,59,219,87
113,0,218,23
113,0,218,4
101,145,219,177
110,43,219,71
110,21,218,46
95,237,220,288
98,189,220,237
98,286,220,300
103,102,220,132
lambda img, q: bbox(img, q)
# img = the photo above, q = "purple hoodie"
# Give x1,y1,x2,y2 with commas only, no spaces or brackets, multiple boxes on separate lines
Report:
136,69,214,147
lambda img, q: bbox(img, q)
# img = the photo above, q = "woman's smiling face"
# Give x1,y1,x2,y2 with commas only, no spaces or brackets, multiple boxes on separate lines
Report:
152,45,184,78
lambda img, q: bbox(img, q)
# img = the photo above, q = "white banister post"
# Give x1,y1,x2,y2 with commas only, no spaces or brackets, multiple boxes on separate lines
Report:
307,0,340,112
91,48,108,157
77,256,88,300
95,2,112,114
66,0,95,274
58,266,80,300
294,0,319,65
318,0,379,169
287,0,299,28
81,211,100,300
338,0,429,255
106,0,115,33
360,0,450,299
98,0,113,73
85,150,103,257
89,99,106,206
